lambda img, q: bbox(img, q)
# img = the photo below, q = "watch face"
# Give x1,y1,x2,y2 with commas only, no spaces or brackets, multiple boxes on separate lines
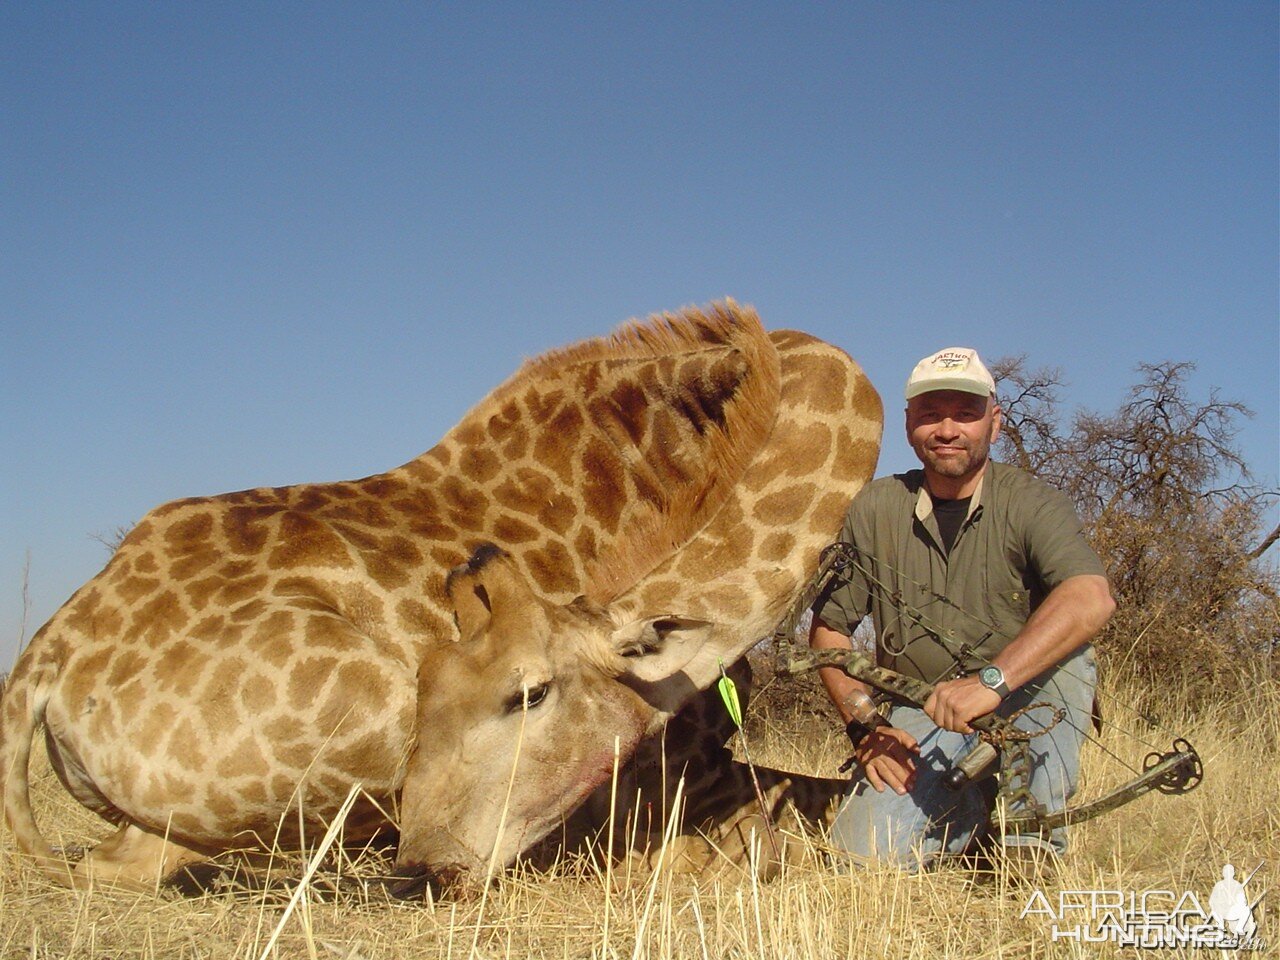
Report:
979,665,1001,688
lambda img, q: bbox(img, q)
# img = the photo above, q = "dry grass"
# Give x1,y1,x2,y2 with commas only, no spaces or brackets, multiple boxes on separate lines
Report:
2,671,1277,960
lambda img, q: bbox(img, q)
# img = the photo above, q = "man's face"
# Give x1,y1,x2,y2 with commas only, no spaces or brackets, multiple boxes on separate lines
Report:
905,390,1001,484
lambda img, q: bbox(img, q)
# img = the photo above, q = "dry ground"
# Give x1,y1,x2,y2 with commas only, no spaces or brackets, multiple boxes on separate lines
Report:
2,669,1276,960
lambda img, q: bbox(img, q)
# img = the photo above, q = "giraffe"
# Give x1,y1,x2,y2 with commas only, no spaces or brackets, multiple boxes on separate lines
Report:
1,300,881,892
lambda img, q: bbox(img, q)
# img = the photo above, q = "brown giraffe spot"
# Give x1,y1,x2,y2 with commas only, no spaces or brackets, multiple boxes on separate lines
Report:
524,386,566,423
171,548,220,582
301,614,354,652
752,484,817,526
133,590,187,645
459,446,502,484
499,430,528,460
223,506,276,554
238,780,269,804
596,377,649,446
781,354,856,414
268,513,354,569
438,476,488,528
744,423,834,492
240,673,277,712
293,487,334,511
134,553,159,574
533,405,584,484
379,533,425,572
362,475,408,497
365,553,411,591
165,512,215,549
216,734,269,779
769,329,810,350
429,544,468,572
573,525,598,561
638,578,683,609
205,785,241,822
263,715,305,745
217,558,257,579
524,540,578,596
451,421,487,449
137,701,178,754
702,584,752,620
87,698,119,742
539,490,578,535
493,467,556,517
154,640,205,697
678,522,754,573
581,436,626,531
116,576,162,604
185,575,222,609
64,647,112,705
832,433,880,481
328,482,362,501
810,493,854,532
89,604,124,640
275,739,324,770
395,598,448,637
326,499,396,528
287,656,339,712
219,574,271,606
168,717,208,772
231,599,270,624
114,677,149,724
269,773,296,800
197,656,249,732
491,514,540,544
759,530,796,563
648,409,697,486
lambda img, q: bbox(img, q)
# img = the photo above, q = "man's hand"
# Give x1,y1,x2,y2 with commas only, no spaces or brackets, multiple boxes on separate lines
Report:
855,726,920,795
924,675,1002,733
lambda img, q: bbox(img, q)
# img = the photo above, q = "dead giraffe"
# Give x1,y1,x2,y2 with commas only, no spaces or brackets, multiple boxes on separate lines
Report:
1,300,881,891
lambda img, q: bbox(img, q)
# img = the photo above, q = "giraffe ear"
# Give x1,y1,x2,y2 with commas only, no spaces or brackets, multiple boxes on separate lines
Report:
609,615,715,682
446,543,529,643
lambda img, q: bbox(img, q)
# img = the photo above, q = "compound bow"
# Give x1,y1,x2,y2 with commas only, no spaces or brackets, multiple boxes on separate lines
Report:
773,543,1203,836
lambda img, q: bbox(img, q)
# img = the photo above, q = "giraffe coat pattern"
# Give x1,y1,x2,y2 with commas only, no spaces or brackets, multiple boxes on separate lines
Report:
0,300,882,889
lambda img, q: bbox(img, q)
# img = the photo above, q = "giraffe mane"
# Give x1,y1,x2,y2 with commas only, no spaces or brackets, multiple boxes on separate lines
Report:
576,300,782,605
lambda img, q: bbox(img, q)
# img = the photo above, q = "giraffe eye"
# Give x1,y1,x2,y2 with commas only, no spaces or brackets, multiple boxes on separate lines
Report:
506,682,551,714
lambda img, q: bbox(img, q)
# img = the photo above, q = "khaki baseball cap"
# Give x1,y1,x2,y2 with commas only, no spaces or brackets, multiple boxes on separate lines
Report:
904,347,995,400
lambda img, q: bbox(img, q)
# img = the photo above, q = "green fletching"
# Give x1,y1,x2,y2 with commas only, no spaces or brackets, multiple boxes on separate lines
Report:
717,660,743,728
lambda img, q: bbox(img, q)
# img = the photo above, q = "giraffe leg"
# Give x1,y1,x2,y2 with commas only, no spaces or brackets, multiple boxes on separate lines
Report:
72,823,210,892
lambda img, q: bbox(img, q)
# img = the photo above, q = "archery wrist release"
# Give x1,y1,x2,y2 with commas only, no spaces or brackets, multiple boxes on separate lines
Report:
841,688,887,748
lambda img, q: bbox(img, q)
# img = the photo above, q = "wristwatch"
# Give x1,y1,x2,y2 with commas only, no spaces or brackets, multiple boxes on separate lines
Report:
977,664,1010,699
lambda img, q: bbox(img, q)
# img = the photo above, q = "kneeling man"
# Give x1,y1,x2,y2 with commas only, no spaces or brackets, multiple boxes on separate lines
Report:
811,347,1114,868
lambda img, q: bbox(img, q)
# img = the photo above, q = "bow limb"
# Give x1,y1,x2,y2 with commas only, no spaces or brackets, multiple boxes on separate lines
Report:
993,739,1203,833
778,645,1203,831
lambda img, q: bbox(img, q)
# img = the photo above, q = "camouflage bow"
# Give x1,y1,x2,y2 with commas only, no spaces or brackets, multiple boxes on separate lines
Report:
773,542,1203,835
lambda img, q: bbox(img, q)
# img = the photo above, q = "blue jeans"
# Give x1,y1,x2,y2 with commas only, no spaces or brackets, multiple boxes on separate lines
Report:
829,645,1097,867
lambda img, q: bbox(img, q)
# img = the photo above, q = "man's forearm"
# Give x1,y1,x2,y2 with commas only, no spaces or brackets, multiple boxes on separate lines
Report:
809,617,874,723
992,574,1115,690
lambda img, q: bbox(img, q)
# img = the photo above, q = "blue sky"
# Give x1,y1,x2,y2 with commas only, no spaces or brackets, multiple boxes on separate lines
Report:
3,2,1277,668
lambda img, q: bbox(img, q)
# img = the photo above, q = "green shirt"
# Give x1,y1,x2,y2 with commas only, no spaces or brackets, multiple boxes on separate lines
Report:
813,460,1107,684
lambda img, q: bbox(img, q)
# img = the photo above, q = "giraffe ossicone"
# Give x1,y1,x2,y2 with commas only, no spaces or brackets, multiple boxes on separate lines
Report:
0,300,882,892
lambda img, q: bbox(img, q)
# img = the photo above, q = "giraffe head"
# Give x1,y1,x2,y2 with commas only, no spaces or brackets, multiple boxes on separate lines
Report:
394,544,723,886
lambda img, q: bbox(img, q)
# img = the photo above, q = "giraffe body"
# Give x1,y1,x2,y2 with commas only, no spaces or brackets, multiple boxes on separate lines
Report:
1,301,881,890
